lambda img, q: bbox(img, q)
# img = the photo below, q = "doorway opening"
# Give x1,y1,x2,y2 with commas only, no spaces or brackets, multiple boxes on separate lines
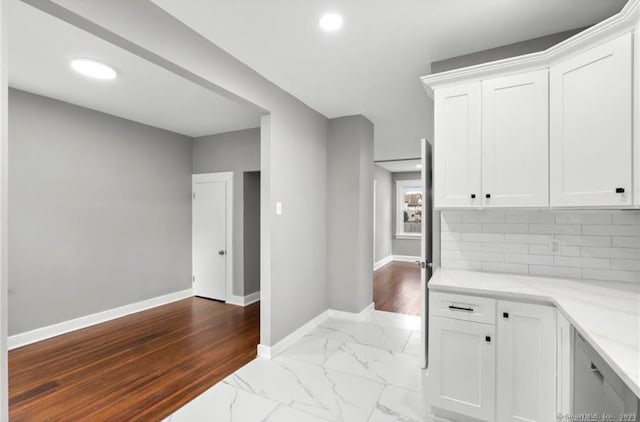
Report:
5,0,264,419
373,158,429,315
373,141,433,366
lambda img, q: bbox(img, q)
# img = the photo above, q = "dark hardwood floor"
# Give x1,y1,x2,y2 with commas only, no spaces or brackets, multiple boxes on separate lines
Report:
9,297,259,422
373,261,421,315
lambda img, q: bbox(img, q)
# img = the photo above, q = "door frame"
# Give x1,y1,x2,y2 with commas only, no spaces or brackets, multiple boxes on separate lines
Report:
420,138,433,369
192,172,233,302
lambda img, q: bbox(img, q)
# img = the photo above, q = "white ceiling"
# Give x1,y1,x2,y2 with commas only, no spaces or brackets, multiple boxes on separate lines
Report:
151,0,626,159
8,0,260,138
376,159,422,173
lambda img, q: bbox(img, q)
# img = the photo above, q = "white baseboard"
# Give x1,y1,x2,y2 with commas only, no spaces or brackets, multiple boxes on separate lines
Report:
227,291,260,307
257,309,330,359
243,291,260,305
327,302,375,322
8,288,193,350
392,255,420,263
257,302,376,359
373,255,420,270
373,255,393,270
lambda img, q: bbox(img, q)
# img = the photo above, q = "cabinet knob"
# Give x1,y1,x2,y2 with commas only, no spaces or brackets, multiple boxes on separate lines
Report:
616,187,625,193
485,193,491,199
503,312,509,319
485,336,491,343
470,194,476,199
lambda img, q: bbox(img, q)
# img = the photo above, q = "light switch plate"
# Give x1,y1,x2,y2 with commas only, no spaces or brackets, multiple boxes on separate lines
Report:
275,202,282,215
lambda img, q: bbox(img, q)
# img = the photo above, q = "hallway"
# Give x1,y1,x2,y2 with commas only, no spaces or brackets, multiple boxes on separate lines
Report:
373,261,421,315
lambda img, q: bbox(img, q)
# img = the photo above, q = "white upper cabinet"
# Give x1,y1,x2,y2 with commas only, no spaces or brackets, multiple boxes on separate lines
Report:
434,83,482,209
550,33,633,207
423,0,640,210
482,70,549,208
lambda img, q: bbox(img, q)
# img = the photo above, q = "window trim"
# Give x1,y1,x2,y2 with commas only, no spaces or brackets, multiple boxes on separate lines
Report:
395,179,422,239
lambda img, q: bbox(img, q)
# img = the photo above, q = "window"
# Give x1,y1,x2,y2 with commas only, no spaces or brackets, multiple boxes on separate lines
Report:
395,179,422,239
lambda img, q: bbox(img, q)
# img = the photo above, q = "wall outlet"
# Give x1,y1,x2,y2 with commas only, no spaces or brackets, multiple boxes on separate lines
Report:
550,240,560,255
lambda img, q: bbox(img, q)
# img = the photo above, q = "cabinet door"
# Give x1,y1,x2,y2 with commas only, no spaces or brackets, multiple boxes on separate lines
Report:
429,316,495,421
550,33,633,207
482,70,549,207
496,301,556,422
434,83,482,209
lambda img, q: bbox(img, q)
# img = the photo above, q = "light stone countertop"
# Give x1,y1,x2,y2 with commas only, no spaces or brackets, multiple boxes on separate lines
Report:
429,268,640,398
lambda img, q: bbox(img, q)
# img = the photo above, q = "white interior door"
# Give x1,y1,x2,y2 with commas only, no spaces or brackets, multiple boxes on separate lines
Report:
193,174,231,301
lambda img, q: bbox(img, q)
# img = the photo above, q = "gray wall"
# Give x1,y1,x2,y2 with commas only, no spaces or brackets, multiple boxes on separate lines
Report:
193,128,260,172
0,1,7,415
8,89,192,335
243,171,260,295
193,128,260,296
327,115,374,313
392,172,422,257
431,28,586,73
374,165,392,263
40,0,330,347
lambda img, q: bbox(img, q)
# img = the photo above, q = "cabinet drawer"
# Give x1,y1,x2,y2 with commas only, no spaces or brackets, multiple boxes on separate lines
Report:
430,291,496,325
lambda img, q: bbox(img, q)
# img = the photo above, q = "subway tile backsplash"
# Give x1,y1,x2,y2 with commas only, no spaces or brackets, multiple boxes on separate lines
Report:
440,210,640,283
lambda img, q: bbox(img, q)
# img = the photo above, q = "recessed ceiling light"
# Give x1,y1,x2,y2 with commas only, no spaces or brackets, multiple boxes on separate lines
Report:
70,58,117,80
319,13,343,32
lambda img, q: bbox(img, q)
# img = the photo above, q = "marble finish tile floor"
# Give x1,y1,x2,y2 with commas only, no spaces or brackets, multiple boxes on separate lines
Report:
164,312,433,422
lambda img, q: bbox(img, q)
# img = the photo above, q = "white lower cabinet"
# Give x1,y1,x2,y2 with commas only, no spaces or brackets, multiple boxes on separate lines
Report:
429,292,558,422
496,301,557,422
429,316,496,421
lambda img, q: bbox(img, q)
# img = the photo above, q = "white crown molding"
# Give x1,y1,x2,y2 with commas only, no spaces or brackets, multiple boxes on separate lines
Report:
421,0,640,97
8,288,193,350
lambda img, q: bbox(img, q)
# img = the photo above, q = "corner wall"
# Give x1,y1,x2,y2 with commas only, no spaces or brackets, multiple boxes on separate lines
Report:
327,115,374,313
